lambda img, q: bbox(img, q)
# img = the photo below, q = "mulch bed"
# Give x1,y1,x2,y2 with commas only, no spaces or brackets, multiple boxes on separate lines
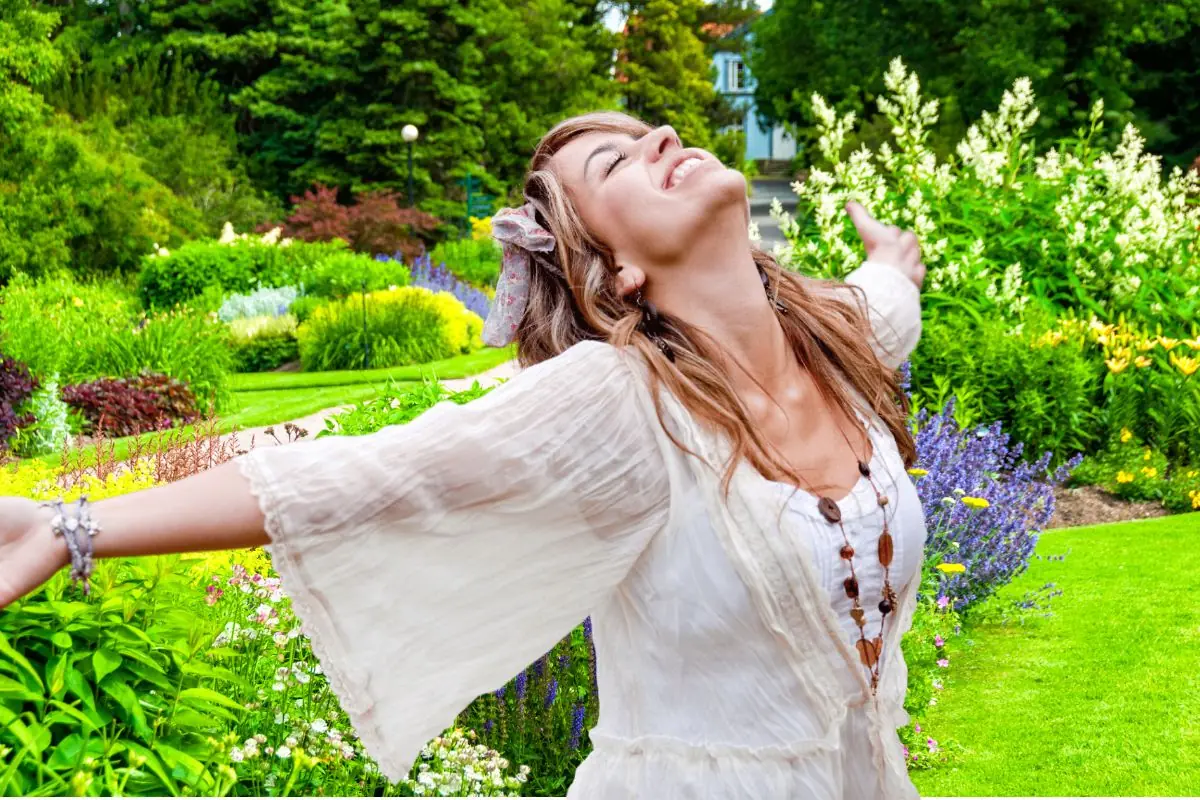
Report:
1047,484,1172,529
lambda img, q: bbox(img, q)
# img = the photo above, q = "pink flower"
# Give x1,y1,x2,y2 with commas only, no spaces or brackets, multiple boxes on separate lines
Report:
936,595,949,609
902,746,909,759
934,634,945,648
927,737,939,753
205,585,224,606
937,658,950,668
914,723,921,733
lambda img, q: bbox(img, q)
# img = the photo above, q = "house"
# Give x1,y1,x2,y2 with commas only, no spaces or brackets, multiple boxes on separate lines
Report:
710,17,797,167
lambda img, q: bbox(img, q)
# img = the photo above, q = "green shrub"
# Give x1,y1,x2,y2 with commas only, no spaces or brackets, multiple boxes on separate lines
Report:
227,315,300,373
910,307,1102,467
136,234,347,310
287,295,326,325
296,286,482,371
0,273,232,409
428,238,502,289
300,251,410,299
0,273,136,380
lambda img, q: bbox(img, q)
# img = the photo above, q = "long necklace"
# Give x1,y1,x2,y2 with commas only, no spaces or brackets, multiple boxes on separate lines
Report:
812,409,898,696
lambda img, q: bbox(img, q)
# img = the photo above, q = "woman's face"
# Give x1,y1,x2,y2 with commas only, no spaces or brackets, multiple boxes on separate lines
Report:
551,125,748,283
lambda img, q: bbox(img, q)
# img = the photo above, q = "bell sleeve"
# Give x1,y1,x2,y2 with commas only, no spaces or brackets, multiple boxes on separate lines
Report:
841,259,924,369
233,340,671,784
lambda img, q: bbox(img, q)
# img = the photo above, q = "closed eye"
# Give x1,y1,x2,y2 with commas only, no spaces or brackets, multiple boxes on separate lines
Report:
605,150,627,178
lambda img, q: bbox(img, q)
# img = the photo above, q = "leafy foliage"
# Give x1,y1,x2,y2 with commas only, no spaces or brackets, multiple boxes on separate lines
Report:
0,354,38,453
295,287,483,372
260,185,440,261
227,316,301,374
61,372,201,438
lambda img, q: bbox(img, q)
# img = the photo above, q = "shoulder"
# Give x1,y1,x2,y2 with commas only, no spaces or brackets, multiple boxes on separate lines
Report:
520,340,648,389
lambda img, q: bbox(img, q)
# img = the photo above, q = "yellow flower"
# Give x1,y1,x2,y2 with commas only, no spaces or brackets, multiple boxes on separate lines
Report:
1141,466,1158,479
1116,470,1134,483
1169,351,1199,377
935,563,967,574
1183,338,1200,350
961,496,990,509
907,468,929,477
1105,357,1129,374
1119,428,1133,443
1144,448,1152,461
72,296,84,308
1158,336,1180,350
1134,355,1152,368
1190,490,1200,510
1187,470,1198,478
1136,339,1157,352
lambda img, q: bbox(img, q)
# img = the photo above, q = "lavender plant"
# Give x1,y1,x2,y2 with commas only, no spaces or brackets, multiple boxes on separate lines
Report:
384,252,492,320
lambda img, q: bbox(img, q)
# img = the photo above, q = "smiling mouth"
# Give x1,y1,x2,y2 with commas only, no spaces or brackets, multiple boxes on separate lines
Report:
664,156,706,190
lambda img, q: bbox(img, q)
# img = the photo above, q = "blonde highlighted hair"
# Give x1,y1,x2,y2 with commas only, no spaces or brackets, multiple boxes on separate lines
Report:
513,111,916,493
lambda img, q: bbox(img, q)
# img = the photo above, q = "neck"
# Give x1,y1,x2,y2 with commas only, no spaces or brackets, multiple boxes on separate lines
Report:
651,213,796,395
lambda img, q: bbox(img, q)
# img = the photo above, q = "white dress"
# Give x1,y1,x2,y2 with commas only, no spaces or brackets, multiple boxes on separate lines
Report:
237,260,925,799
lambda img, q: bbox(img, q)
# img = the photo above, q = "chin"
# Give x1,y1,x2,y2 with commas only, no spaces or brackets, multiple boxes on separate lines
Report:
694,165,749,211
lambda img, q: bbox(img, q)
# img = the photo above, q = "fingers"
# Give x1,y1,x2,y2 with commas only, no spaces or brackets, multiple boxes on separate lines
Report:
845,201,892,249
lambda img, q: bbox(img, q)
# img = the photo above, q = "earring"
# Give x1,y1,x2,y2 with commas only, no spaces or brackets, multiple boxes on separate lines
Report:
632,288,676,363
759,265,788,315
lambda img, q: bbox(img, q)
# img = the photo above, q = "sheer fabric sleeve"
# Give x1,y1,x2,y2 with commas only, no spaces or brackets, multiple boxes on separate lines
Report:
840,259,924,369
233,340,670,784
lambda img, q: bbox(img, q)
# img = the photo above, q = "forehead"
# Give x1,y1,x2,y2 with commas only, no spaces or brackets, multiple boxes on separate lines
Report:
552,130,639,185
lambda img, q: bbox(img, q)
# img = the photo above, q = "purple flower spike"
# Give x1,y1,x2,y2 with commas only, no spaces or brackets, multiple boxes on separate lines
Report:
544,678,559,710
569,704,586,750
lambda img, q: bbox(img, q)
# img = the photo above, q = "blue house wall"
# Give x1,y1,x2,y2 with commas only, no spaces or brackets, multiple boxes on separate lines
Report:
712,30,796,163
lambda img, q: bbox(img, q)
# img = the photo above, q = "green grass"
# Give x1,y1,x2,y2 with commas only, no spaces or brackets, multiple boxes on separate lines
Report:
911,512,1200,797
229,346,514,391
224,382,415,429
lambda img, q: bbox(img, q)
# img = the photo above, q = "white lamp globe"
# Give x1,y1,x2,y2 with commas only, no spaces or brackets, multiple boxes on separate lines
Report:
402,125,419,143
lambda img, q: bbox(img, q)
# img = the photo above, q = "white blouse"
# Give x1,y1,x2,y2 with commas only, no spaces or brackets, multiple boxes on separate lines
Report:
237,260,925,799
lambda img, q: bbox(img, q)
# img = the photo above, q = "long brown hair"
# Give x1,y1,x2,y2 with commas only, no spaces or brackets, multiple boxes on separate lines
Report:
513,111,916,494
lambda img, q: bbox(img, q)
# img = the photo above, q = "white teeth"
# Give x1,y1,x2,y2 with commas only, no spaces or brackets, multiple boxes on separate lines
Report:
668,157,702,188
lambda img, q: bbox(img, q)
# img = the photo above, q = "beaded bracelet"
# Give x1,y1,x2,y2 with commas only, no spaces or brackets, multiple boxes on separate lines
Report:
40,497,101,596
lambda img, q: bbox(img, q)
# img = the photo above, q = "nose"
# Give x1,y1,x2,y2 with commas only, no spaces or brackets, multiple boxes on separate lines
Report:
643,125,682,164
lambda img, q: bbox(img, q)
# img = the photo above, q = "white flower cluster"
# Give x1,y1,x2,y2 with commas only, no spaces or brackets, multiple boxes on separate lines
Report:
775,58,1200,319
407,728,531,797
218,222,295,248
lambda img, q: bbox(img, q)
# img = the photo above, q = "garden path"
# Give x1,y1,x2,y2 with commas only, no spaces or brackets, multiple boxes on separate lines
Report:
224,360,520,451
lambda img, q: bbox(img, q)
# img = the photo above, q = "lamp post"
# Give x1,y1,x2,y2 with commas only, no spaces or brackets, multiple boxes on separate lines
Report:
402,124,419,207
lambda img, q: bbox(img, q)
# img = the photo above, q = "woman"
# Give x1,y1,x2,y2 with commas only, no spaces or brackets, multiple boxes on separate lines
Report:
0,111,928,799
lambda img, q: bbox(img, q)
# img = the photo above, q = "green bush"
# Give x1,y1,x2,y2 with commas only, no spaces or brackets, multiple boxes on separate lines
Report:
300,252,410,299
227,316,300,373
137,235,348,310
296,286,482,371
910,307,1102,466
287,295,326,325
0,273,232,409
428,238,502,289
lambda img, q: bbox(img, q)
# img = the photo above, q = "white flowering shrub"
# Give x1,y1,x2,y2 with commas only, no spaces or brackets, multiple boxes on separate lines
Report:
406,728,531,797
218,285,300,323
773,58,1200,329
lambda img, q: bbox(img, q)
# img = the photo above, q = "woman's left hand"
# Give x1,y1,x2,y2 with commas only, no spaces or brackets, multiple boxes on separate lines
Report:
845,201,926,290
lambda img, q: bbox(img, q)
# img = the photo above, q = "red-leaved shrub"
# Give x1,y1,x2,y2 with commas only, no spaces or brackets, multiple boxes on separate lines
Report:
0,355,38,453
259,185,441,261
62,372,201,438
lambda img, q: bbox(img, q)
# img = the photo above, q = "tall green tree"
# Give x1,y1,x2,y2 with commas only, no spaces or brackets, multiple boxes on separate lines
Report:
749,0,1200,167
617,0,725,149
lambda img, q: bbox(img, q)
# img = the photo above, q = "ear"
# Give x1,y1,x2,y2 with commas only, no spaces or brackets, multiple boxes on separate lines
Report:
614,265,646,298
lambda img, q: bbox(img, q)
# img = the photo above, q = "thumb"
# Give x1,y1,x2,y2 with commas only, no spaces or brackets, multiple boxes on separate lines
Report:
845,201,889,249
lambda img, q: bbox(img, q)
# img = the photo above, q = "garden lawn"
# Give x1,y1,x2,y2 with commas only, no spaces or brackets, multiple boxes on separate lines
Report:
229,346,514,391
911,513,1200,797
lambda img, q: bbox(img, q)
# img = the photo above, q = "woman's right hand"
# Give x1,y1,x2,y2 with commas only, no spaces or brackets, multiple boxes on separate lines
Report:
0,497,66,610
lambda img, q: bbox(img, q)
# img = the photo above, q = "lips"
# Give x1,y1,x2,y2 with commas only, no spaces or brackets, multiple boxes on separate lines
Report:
663,153,707,190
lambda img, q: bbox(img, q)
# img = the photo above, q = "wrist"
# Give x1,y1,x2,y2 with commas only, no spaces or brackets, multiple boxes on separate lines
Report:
34,503,73,571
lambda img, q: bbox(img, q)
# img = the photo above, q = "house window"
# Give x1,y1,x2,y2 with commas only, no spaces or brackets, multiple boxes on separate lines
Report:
728,60,745,92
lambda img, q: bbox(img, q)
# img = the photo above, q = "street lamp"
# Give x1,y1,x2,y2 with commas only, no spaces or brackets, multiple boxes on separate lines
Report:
402,124,419,207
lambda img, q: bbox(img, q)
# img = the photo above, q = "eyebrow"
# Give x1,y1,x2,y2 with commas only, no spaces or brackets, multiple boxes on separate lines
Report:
583,142,622,182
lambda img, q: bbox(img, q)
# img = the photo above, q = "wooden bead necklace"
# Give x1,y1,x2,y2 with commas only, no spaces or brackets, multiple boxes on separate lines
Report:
812,411,898,696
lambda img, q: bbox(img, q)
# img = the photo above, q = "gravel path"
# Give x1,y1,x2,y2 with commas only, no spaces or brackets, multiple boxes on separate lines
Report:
225,360,520,451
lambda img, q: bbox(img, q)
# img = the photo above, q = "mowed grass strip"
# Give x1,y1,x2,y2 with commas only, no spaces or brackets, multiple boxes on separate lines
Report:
912,512,1200,797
